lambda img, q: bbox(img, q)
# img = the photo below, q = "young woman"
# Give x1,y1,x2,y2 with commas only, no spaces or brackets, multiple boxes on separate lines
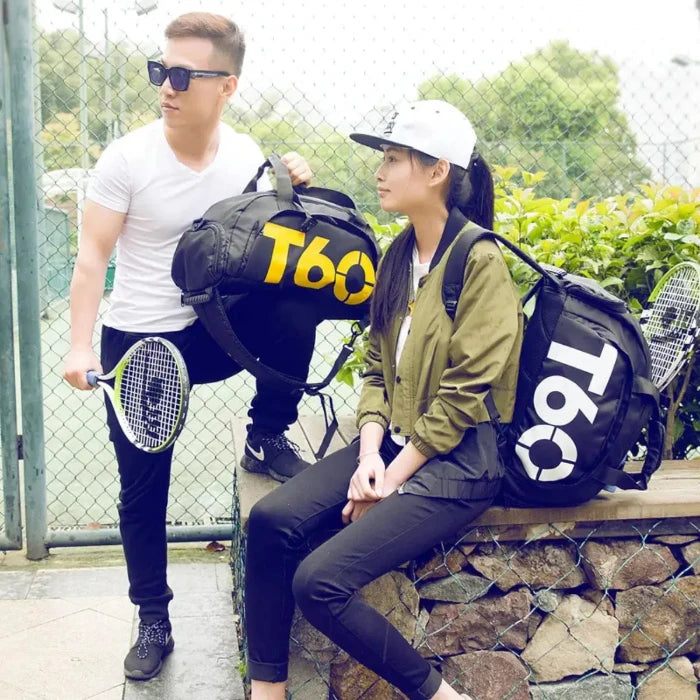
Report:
244,100,523,700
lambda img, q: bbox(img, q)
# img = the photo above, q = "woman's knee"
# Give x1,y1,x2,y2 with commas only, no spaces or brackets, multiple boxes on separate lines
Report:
292,553,346,618
247,492,296,544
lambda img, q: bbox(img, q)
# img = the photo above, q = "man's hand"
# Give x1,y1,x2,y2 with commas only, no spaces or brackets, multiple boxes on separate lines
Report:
280,151,312,186
63,348,102,390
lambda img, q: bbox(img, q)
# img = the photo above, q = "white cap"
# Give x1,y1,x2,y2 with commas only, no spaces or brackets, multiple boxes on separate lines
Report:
350,100,477,170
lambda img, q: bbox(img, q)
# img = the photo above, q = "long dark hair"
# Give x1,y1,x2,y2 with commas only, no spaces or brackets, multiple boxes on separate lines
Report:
370,150,494,334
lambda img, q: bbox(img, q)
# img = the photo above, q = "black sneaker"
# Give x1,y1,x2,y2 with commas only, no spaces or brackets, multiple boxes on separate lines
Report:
124,619,174,680
241,429,310,482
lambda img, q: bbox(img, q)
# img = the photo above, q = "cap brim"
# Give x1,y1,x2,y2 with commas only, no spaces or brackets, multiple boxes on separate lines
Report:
349,132,412,152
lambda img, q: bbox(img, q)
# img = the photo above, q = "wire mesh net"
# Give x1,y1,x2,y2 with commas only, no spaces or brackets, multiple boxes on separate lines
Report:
3,0,700,540
231,503,700,699
1,1,700,695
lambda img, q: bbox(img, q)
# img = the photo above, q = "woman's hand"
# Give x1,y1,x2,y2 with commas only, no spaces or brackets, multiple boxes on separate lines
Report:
341,457,405,525
341,499,378,525
347,453,385,502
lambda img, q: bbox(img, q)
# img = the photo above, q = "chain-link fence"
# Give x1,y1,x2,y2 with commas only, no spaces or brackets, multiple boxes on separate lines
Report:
3,0,700,537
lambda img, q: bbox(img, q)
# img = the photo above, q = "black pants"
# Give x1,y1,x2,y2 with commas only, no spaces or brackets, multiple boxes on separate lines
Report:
101,292,321,623
245,437,495,700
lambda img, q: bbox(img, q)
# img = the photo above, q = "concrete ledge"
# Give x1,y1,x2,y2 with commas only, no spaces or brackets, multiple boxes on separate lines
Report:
231,416,700,539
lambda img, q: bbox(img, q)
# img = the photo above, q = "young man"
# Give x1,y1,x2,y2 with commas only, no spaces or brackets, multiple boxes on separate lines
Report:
63,12,319,680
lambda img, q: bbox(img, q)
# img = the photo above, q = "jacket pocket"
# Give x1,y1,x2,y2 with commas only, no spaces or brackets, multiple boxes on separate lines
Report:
451,422,504,481
399,422,503,499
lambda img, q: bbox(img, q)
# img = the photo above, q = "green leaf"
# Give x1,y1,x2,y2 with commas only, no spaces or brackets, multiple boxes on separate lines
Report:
334,367,355,388
601,276,624,289
677,218,697,236
572,200,587,217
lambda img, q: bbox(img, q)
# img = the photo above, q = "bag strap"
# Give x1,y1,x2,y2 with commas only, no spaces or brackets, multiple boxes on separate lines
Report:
442,226,513,426
442,226,530,415
442,225,551,321
195,289,363,460
196,287,366,395
314,391,339,460
442,227,489,320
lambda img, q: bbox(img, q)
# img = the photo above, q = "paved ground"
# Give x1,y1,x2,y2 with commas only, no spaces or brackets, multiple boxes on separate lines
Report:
0,416,358,700
0,549,243,700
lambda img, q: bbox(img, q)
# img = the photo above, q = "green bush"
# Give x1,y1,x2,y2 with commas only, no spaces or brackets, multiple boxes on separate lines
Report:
339,169,700,459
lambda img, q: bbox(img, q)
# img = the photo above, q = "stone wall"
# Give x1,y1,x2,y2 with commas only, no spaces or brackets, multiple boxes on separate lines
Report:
280,529,700,699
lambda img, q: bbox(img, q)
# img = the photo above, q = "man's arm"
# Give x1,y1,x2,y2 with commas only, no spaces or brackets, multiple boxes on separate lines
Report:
63,201,125,390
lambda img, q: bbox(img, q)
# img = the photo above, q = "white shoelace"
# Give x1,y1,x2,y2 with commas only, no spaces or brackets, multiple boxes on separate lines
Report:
136,620,169,659
262,433,301,456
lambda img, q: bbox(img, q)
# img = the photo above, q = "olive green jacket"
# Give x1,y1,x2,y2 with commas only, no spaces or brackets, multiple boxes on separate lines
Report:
357,210,524,460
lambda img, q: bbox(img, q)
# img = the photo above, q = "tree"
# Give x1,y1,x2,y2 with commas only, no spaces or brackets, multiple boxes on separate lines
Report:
37,29,158,168
419,41,650,198
41,112,102,171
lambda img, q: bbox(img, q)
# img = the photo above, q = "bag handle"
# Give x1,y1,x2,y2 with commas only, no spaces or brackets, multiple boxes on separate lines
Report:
601,376,665,491
243,157,371,231
243,153,295,206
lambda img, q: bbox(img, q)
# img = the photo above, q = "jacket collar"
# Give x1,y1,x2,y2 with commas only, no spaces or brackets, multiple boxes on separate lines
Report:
429,207,470,272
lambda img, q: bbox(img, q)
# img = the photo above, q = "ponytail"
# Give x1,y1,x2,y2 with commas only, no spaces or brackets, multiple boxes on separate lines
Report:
447,152,494,230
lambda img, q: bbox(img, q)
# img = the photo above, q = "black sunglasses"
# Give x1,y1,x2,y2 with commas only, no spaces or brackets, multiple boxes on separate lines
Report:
147,60,230,92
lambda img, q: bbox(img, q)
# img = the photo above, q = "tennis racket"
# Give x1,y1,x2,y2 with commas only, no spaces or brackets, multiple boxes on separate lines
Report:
88,337,190,453
640,262,700,391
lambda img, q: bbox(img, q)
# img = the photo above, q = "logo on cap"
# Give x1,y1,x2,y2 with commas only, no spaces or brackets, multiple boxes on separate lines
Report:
383,111,399,136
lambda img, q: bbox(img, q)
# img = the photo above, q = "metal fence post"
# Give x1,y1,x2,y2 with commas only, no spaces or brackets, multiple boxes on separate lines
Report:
6,0,47,559
0,1,22,551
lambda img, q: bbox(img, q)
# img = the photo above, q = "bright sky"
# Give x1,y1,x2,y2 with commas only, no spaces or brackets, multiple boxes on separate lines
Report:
35,0,700,182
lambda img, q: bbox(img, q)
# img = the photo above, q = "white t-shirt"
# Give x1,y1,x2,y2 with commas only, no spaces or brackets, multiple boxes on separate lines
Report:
391,245,431,445
395,246,431,367
86,119,269,332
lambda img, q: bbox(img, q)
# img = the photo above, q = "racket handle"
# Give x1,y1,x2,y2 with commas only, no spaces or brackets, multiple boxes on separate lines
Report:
86,370,99,387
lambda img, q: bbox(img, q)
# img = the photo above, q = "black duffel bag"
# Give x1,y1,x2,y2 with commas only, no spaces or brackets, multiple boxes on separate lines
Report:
171,153,381,396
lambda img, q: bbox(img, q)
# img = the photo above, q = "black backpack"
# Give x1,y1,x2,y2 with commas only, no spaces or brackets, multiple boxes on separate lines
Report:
443,226,665,508
171,154,380,396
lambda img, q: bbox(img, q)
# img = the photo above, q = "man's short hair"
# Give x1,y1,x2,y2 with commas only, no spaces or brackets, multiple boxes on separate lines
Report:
165,12,245,77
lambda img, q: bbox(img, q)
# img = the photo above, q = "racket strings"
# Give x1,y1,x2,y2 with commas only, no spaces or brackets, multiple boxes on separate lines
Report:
119,341,184,449
642,267,700,388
